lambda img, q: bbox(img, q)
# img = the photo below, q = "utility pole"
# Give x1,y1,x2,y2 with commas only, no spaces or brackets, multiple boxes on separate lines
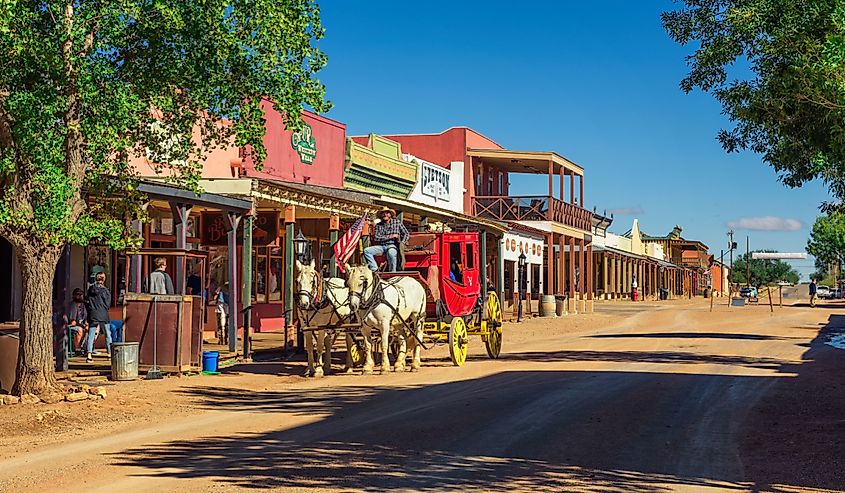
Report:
746,235,751,287
728,230,735,294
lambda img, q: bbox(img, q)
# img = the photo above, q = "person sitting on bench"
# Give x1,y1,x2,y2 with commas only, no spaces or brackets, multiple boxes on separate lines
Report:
364,207,409,272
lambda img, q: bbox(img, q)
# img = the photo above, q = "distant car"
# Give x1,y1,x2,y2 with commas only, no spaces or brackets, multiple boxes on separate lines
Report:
740,286,758,298
832,288,843,299
817,285,832,298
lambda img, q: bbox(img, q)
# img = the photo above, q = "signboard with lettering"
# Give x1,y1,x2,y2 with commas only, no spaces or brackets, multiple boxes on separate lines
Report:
291,123,317,164
502,232,544,264
421,162,450,201
201,211,278,246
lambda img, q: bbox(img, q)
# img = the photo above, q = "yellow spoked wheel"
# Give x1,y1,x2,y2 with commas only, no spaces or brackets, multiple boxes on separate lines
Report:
484,292,503,359
448,317,468,367
348,338,366,367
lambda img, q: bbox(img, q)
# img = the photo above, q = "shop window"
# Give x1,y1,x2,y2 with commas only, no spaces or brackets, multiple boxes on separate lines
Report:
254,250,267,303
465,243,475,269
268,247,282,302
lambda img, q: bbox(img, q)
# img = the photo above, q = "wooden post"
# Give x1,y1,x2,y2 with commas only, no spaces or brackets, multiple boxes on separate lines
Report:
578,238,586,301
225,212,241,353
766,286,774,313
284,205,296,353
710,288,714,312
242,213,253,359
328,214,340,278
586,243,593,301
546,233,555,295
170,202,191,294
579,174,584,207
568,236,576,303
559,234,567,295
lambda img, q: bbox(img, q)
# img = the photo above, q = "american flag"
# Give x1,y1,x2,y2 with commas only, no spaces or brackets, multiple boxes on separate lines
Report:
334,214,367,274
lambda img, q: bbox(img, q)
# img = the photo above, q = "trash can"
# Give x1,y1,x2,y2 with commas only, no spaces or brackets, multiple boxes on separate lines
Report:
202,351,220,373
539,295,556,317
110,342,139,381
555,295,566,317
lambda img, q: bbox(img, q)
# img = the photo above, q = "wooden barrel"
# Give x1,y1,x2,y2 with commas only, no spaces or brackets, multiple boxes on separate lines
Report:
539,295,556,317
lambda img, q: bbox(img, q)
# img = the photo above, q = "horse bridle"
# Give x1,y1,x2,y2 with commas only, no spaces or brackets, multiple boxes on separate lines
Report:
295,270,326,311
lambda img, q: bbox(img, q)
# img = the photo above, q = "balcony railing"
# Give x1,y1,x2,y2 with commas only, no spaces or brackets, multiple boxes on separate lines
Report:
473,195,593,231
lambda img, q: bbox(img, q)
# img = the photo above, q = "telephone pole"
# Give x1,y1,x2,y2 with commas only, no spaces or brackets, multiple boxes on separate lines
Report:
746,235,751,287
727,230,735,293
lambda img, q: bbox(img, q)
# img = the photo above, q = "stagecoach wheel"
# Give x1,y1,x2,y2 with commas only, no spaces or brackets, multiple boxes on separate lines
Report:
485,291,503,359
448,317,469,367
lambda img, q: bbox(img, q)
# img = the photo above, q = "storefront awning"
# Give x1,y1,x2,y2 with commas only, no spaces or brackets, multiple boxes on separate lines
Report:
199,178,379,218
137,179,253,213
375,196,509,234
467,148,584,176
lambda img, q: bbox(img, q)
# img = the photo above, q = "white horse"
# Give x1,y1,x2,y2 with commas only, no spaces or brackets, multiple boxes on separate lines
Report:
344,264,427,374
294,259,356,377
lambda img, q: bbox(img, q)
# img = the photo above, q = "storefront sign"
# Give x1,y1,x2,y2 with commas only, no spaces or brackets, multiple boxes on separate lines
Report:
421,162,450,200
502,232,544,264
291,123,317,164
201,211,278,246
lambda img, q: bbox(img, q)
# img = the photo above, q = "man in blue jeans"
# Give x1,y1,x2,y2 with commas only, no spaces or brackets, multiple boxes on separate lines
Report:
363,207,409,272
86,272,113,362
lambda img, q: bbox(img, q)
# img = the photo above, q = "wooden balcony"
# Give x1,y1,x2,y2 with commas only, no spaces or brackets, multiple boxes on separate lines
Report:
473,195,593,231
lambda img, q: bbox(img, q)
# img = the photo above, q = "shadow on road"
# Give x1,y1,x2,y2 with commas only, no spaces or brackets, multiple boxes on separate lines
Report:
500,349,787,371
739,314,845,491
589,332,800,341
110,316,845,492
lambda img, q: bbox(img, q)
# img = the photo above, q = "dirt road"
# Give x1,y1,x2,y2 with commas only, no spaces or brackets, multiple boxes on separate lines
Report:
1,299,842,492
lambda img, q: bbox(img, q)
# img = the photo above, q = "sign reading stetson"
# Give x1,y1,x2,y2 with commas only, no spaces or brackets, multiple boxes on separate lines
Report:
502,232,544,264
291,122,317,164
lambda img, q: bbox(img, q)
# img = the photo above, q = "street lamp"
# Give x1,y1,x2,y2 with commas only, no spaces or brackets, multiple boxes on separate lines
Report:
293,229,309,263
517,252,527,322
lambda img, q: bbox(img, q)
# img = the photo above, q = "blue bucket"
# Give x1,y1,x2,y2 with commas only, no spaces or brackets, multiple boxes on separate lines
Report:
202,351,220,373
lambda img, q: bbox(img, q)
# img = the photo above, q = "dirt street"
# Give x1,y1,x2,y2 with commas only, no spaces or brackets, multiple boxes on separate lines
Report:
0,298,843,492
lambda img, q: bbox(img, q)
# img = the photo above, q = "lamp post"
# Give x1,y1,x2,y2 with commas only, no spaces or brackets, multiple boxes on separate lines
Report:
293,230,310,264
517,252,527,322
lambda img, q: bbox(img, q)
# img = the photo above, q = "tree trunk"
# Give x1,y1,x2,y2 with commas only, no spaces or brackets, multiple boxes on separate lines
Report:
11,242,63,397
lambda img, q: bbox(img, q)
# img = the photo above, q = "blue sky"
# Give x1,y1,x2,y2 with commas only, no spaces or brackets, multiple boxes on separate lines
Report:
317,0,828,279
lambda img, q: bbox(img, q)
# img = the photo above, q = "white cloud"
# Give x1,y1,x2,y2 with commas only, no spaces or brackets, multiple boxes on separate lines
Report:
726,216,803,232
607,206,644,216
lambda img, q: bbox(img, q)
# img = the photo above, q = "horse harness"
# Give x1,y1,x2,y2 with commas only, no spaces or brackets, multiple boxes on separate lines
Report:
351,273,429,350
295,271,353,330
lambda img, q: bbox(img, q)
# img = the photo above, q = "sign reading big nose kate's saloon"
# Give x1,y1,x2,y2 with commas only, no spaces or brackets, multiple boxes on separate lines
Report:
244,100,346,188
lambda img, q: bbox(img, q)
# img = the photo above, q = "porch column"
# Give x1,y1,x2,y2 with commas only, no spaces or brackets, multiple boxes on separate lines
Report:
586,242,593,302
570,171,575,205
578,238,586,301
546,234,554,295
130,218,143,292
284,206,296,353
559,235,567,296
579,175,584,207
497,236,505,311
602,253,609,297
328,214,340,278
171,202,191,294
609,255,616,298
548,160,554,198
568,236,576,310
480,231,488,294
242,212,254,359
538,256,544,296
225,212,241,353
559,166,565,202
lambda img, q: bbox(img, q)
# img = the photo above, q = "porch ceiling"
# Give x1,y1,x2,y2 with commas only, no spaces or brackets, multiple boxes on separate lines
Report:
467,148,584,176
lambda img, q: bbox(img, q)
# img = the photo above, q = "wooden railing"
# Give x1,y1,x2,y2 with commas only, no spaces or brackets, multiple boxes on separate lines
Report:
473,195,593,231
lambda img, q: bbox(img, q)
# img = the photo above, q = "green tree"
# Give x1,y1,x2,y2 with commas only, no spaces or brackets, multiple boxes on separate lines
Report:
0,0,330,396
807,212,845,266
662,1,845,206
731,251,800,287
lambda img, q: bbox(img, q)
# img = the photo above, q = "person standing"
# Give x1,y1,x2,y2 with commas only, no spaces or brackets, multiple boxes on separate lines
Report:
86,272,113,362
363,207,409,272
148,257,175,295
215,282,230,345
809,279,818,307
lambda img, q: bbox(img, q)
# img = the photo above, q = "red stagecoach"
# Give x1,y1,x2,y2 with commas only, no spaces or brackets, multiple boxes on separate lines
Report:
381,230,503,366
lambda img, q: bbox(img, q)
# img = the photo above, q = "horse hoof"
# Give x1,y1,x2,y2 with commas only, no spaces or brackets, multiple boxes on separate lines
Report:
343,367,354,374
302,369,314,378
411,366,420,373
314,370,324,378
380,366,390,374
394,365,405,373
362,368,374,375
